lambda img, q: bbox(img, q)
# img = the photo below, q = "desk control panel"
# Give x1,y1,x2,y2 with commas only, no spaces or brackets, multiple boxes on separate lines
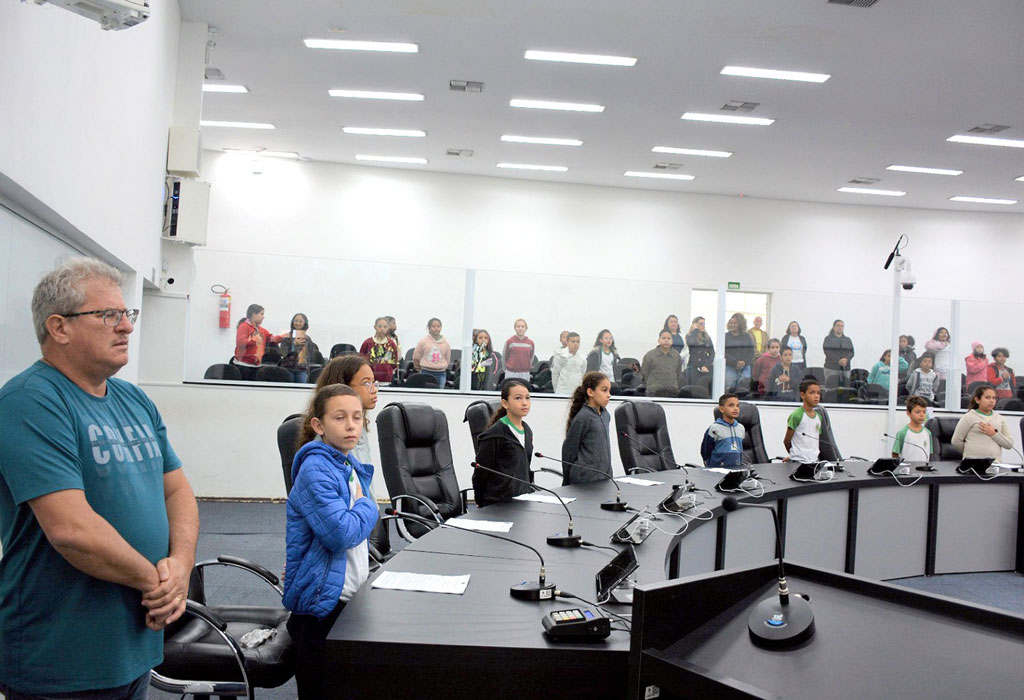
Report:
542,608,611,640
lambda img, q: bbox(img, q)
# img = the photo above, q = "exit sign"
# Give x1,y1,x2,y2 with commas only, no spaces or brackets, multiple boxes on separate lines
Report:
728,281,741,290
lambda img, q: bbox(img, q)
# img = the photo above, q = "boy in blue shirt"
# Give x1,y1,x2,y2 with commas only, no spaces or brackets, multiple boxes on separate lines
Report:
701,393,746,469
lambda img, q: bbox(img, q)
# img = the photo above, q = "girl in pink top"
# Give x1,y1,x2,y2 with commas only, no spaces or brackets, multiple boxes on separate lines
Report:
964,341,989,388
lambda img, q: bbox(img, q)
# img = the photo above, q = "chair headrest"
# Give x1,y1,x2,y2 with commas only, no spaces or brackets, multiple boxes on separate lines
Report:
400,403,438,445
631,401,663,432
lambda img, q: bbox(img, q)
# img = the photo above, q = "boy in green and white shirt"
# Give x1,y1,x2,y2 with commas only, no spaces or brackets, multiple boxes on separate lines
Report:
892,395,933,461
784,379,822,463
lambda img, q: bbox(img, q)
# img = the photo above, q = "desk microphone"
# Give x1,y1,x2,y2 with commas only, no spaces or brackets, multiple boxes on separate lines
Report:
721,496,815,649
883,432,935,471
471,462,582,547
618,431,698,489
798,430,853,472
534,452,628,512
383,509,556,601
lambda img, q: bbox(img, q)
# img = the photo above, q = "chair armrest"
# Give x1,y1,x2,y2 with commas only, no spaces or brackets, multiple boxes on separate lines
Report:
391,494,443,520
185,599,227,631
459,488,472,514
195,556,284,596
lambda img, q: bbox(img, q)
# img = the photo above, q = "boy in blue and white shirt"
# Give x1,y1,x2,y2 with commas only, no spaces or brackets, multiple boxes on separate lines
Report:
701,394,746,469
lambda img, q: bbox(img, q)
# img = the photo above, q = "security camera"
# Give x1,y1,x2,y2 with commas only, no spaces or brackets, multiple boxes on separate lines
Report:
901,272,917,291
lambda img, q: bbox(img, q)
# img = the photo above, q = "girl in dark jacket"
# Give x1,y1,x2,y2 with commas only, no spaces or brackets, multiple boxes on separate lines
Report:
472,379,534,507
561,372,613,485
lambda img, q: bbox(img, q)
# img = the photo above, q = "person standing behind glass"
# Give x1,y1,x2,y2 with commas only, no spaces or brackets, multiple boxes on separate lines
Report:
753,338,782,396
502,318,535,382
867,349,908,391
965,341,989,388
586,329,620,381
724,313,754,390
685,316,714,377
822,319,854,387
767,346,803,401
234,304,283,380
384,316,401,360
783,321,808,371
279,312,322,384
470,329,497,391
663,315,686,356
412,318,451,388
925,327,952,380
747,315,768,356
641,330,685,397
359,317,400,385
899,334,917,368
987,347,1017,399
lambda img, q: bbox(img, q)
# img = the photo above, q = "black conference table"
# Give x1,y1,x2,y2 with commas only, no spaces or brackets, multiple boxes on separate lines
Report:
325,461,1024,699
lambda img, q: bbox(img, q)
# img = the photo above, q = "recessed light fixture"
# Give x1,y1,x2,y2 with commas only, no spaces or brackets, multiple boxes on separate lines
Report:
720,66,830,83
949,196,1017,205
223,149,299,158
1015,176,1024,182
500,135,583,146
837,187,905,196
203,84,248,93
201,120,275,130
523,50,637,67
652,146,732,158
624,171,696,181
343,127,426,137
886,165,963,176
496,163,568,172
329,89,424,101
681,112,774,126
510,98,604,113
303,39,418,53
947,134,1024,149
355,155,427,164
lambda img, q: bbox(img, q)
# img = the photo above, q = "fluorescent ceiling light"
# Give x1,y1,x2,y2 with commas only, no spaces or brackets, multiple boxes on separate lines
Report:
203,84,248,93
886,165,963,176
501,135,583,146
681,112,774,126
837,187,906,197
624,171,696,181
510,98,604,113
524,50,637,67
652,146,732,158
496,163,568,172
223,149,299,158
343,127,426,137
1015,176,1024,182
947,134,1024,148
201,120,275,130
720,66,830,83
949,196,1017,205
303,39,418,53
328,89,424,101
355,155,427,164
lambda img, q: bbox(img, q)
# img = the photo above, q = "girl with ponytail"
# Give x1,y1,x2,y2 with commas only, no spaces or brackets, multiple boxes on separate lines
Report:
472,379,534,507
561,371,613,485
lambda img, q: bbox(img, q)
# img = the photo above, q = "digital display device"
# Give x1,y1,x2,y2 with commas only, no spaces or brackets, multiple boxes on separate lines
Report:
595,545,639,602
610,512,653,544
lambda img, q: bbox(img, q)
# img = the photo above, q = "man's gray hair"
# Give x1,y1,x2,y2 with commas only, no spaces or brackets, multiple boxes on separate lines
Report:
32,257,124,346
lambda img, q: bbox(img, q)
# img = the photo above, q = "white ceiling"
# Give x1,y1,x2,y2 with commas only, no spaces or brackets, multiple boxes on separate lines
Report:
179,0,1024,213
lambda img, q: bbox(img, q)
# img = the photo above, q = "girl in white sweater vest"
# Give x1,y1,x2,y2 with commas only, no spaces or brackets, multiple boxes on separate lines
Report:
952,385,1015,460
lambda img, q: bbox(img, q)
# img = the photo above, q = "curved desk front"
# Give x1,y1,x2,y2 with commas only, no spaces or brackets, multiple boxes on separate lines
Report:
326,462,1024,699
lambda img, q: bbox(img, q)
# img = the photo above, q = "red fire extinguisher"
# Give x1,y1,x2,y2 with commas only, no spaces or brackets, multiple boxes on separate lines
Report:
212,285,231,328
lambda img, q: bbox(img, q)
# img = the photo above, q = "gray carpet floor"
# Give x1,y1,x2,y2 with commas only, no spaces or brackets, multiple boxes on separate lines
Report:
151,500,1023,699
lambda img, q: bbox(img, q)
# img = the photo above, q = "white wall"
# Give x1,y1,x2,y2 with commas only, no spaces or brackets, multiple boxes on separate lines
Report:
0,0,180,283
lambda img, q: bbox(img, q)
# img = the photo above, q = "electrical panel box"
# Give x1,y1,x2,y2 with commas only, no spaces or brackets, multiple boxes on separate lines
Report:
163,178,210,246
167,126,202,177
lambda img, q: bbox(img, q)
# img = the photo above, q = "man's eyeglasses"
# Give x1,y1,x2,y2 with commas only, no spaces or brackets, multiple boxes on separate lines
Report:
61,308,140,326
358,380,380,392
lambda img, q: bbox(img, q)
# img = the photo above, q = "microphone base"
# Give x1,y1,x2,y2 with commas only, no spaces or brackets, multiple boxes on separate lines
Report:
916,464,936,472
510,581,556,601
547,533,583,548
600,500,628,511
747,594,815,649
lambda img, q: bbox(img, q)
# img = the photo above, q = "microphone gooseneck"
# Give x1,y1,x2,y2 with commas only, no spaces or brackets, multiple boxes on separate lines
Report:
383,509,556,601
471,461,582,547
720,496,815,649
534,452,628,512
883,432,934,471
618,431,695,487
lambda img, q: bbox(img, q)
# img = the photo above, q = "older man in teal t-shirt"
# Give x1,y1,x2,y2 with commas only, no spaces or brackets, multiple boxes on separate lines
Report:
0,259,198,699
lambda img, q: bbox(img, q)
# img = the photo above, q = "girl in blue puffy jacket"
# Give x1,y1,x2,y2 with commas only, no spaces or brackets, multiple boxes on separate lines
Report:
284,383,378,698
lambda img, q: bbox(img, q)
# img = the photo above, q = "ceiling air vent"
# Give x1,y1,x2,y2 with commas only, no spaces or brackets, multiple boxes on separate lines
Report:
827,0,879,7
722,100,759,113
449,80,484,93
848,177,881,185
446,148,474,157
966,124,1010,134
654,162,684,170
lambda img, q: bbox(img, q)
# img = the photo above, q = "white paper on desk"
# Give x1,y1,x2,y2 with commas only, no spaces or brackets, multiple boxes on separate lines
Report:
514,493,577,504
371,571,470,595
705,467,737,474
448,519,514,533
615,476,664,486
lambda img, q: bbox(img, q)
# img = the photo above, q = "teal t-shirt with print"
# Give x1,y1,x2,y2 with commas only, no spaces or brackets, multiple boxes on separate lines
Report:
0,361,182,693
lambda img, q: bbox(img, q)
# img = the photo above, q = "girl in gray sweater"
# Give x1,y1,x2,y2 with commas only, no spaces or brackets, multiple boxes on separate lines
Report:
561,372,613,485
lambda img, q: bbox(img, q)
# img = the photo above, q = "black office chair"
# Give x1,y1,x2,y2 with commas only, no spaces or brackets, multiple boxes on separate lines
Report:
817,406,853,461
376,403,468,540
205,363,242,380
615,401,678,473
712,401,772,465
734,377,752,398
404,373,440,389
329,343,358,359
151,556,294,699
857,382,888,405
677,385,710,399
805,366,825,383
254,365,293,383
307,366,323,384
967,381,994,398
996,398,1024,411
464,399,501,453
926,417,963,461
